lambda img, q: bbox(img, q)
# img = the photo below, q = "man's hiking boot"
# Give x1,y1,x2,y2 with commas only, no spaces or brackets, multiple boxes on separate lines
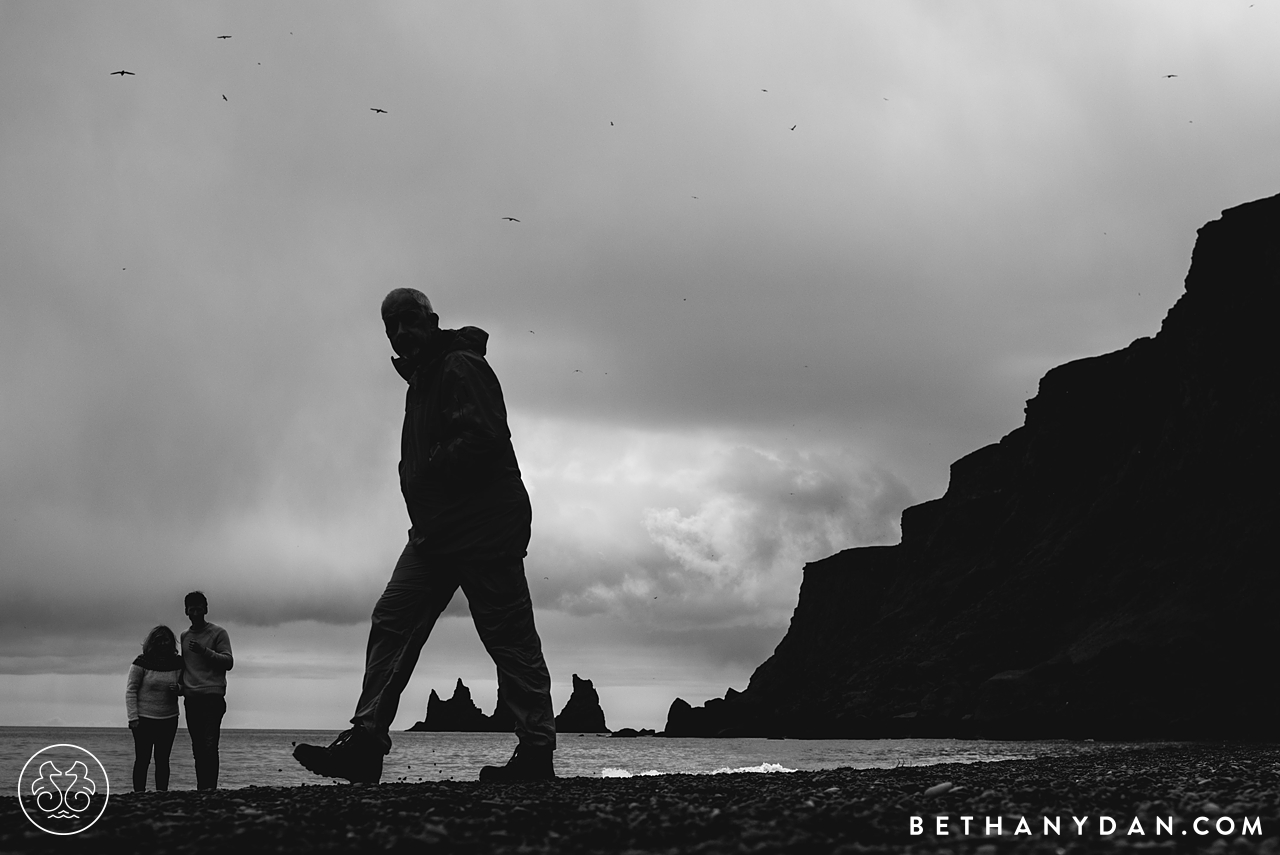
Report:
479,743,556,783
293,727,384,784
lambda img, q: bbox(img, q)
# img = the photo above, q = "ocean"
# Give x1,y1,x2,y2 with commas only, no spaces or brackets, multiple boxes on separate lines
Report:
1,726,1134,792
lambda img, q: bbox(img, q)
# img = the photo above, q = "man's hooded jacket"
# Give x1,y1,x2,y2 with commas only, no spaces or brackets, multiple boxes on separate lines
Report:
393,326,531,561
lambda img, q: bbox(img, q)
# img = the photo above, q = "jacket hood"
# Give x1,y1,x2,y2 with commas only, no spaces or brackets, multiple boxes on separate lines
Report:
443,326,489,356
392,326,489,382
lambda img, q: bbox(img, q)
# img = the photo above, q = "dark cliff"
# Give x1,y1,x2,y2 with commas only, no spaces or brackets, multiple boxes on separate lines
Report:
666,193,1280,739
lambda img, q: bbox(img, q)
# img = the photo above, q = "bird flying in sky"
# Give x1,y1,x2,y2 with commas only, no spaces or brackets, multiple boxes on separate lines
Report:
1164,74,1178,78
370,107,387,113
501,217,520,222
222,94,227,101
216,35,232,39
110,70,134,76
790,125,797,130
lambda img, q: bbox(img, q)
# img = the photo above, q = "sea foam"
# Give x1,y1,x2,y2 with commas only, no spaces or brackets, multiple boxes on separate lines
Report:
601,762,796,778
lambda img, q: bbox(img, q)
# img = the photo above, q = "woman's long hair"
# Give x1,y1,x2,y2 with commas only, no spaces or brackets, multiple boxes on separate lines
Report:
141,625,178,658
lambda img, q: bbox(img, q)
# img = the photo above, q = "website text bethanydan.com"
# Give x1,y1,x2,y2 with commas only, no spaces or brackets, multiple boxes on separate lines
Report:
910,815,1262,838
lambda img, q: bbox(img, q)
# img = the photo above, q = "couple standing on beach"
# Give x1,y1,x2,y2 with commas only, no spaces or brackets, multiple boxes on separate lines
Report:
125,591,234,792
292,288,557,785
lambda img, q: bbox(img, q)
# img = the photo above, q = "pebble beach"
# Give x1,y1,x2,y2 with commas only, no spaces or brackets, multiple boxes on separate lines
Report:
4,743,1277,853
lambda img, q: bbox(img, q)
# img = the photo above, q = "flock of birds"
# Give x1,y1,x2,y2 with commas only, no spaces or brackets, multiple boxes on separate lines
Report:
110,42,1189,228
107,31,1193,363
105,34,886,227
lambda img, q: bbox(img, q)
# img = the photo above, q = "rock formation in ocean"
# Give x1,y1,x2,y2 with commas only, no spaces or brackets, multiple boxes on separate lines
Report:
407,678,490,732
555,674,610,733
665,192,1280,739
488,688,516,733
406,679,516,733
663,690,743,738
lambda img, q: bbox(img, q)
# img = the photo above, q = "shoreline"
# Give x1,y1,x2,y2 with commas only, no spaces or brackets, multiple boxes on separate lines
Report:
4,743,1277,853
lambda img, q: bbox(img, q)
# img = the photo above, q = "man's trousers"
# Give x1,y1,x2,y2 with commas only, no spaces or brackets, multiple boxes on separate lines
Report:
351,543,556,754
184,692,226,790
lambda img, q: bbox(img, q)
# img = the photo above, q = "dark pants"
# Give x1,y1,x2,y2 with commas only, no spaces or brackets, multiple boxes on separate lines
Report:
351,543,556,754
131,716,179,792
184,693,226,790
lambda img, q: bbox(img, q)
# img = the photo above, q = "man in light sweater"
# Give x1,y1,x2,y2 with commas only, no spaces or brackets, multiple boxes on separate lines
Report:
181,590,234,790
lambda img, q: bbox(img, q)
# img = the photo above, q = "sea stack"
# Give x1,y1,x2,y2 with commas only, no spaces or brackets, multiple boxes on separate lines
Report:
407,679,491,732
665,192,1280,739
555,674,610,733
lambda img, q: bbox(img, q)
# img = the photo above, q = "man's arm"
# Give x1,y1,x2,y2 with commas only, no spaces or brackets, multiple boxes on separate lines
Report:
210,628,233,671
428,352,515,482
192,630,234,672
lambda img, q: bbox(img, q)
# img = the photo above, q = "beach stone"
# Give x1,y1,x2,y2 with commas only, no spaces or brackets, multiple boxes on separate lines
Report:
4,743,1278,854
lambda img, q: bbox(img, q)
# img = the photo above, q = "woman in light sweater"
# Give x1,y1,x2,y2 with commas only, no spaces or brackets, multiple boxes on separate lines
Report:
125,625,184,792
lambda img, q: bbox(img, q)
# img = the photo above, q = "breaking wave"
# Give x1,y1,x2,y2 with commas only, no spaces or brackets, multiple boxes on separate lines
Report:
601,762,797,778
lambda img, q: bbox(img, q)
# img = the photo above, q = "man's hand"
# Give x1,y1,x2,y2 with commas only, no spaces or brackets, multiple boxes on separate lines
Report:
188,640,208,657
128,719,138,730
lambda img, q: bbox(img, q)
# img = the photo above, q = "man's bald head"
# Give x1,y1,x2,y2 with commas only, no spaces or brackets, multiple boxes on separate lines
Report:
382,288,439,360
382,288,433,316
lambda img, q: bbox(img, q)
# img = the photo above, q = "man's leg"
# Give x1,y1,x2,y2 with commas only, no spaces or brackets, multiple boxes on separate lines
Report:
186,693,226,789
463,557,556,774
184,697,207,787
351,543,461,753
295,543,460,783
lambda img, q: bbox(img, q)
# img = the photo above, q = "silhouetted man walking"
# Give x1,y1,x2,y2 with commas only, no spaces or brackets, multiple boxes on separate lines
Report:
181,590,233,789
294,289,556,783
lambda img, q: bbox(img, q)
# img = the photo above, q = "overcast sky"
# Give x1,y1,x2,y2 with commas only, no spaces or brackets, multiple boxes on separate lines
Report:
2,2,1278,731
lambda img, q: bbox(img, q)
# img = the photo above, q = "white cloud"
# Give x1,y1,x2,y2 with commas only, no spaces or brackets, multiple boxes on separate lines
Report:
515,417,911,631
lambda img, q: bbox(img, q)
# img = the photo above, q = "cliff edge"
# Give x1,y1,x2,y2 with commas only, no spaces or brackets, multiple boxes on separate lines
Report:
667,192,1280,739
